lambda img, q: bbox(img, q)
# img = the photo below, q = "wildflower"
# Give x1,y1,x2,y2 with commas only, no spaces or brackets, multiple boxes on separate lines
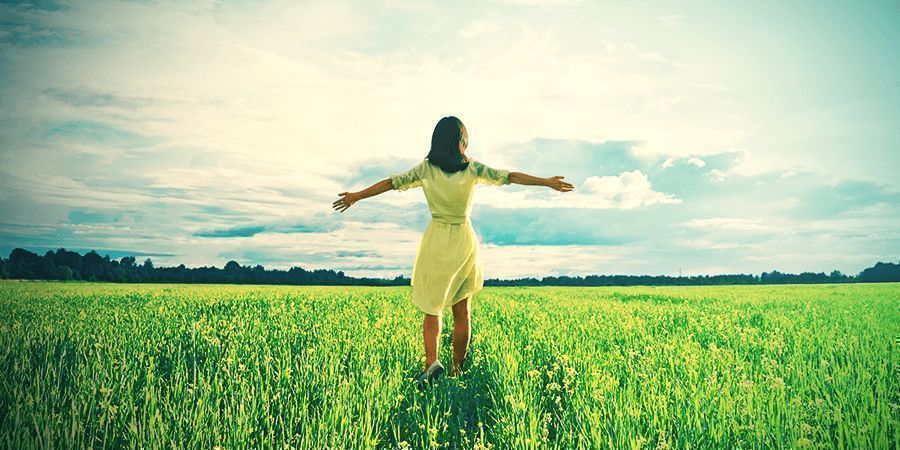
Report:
772,376,785,390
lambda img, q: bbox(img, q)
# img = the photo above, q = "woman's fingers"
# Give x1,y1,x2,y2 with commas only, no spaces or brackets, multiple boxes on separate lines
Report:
333,191,357,212
333,197,349,212
333,192,357,212
549,176,574,192
549,175,574,192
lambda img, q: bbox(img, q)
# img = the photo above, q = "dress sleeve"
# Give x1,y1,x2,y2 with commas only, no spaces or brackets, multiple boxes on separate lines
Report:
389,160,428,191
472,160,511,186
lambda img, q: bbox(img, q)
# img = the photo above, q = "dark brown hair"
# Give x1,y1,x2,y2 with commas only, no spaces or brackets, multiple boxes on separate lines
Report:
426,116,469,174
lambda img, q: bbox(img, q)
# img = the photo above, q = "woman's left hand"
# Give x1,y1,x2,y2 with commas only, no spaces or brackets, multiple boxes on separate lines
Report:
545,176,575,192
332,192,360,213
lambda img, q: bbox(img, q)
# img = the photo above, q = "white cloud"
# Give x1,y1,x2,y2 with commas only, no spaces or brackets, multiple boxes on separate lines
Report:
578,170,682,209
671,238,761,251
490,0,584,7
706,168,727,182
683,217,780,232
659,157,675,169
480,243,632,278
639,52,688,69
687,82,734,92
685,157,706,167
475,170,681,209
656,14,683,27
0,0,759,195
647,95,688,112
460,21,501,39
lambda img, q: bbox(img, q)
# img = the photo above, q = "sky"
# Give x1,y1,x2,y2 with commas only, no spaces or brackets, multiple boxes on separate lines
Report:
1,0,899,279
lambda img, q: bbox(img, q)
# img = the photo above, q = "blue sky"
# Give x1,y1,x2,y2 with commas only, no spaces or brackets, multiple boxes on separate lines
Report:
1,0,898,278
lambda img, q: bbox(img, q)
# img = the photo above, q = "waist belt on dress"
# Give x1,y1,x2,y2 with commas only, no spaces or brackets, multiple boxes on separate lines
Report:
431,214,470,224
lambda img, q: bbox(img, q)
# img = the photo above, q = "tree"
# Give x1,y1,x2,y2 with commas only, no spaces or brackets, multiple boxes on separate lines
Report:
57,265,74,281
48,248,84,277
9,248,42,278
857,261,900,283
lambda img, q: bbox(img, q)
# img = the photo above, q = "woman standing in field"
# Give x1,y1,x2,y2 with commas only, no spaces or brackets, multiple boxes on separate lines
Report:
332,116,574,386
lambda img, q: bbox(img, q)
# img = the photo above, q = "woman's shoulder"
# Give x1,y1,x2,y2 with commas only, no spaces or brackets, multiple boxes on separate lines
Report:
416,158,433,171
467,158,489,173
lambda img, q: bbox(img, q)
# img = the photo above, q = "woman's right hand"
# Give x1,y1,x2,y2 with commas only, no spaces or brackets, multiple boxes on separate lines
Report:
332,192,360,213
546,176,574,192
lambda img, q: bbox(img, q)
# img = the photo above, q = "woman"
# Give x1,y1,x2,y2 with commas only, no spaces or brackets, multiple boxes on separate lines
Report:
332,116,574,386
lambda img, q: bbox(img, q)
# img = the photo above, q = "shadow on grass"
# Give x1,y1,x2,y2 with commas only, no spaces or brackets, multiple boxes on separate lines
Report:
384,332,501,449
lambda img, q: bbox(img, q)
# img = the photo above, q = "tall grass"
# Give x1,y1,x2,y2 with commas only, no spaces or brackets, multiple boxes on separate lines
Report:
0,282,896,449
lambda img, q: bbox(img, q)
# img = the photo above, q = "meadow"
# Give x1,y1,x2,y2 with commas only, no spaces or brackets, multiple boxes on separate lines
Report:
0,282,896,449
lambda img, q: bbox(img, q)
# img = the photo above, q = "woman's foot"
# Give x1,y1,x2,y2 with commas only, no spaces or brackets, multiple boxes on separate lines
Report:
416,360,445,389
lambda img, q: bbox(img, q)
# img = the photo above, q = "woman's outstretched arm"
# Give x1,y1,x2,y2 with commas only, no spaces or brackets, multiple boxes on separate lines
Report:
508,172,575,192
332,178,393,213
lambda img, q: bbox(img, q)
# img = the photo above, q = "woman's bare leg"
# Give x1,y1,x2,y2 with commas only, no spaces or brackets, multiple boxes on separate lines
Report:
451,297,470,375
423,314,441,370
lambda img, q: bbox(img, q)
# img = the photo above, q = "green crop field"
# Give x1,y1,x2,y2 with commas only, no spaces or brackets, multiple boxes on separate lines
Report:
0,282,896,449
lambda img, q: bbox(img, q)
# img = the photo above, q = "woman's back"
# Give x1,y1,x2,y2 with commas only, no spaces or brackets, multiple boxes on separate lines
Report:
390,158,511,224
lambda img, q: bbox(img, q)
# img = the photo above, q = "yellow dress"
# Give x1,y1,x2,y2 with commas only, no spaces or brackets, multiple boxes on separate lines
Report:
389,158,511,317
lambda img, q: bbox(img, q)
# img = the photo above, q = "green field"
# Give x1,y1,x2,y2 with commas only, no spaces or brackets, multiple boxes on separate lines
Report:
0,282,897,449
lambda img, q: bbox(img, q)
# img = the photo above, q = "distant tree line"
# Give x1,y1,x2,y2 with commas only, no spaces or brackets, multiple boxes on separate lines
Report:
0,248,406,286
487,269,873,286
0,248,898,286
